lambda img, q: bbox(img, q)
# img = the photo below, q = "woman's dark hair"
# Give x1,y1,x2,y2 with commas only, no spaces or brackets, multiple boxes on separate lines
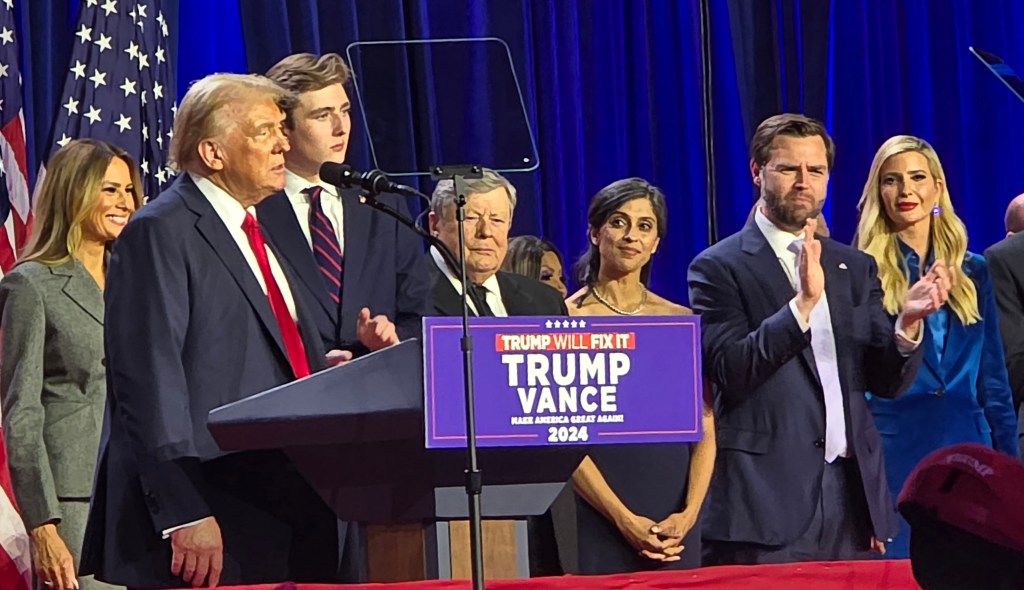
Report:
503,235,564,282
573,177,668,287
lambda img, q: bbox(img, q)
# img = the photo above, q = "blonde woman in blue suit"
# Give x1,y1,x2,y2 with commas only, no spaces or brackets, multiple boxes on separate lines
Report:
854,135,1019,559
1,139,141,590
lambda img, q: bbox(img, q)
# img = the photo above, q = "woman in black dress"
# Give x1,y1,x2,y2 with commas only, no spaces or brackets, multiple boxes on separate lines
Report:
564,178,715,574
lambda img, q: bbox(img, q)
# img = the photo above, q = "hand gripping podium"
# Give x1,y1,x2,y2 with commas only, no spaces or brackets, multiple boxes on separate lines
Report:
207,339,585,581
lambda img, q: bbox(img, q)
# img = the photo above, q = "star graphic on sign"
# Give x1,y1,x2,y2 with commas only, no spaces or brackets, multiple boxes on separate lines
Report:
57,133,72,147
0,63,9,79
153,82,163,100
578,320,587,328
120,78,137,96
63,96,79,115
101,0,117,16
138,53,149,69
89,69,107,88
114,114,132,133
570,320,579,328
0,28,13,45
125,41,139,61
84,105,102,124
94,33,112,53
71,60,86,79
545,320,553,328
155,47,166,64
76,24,92,44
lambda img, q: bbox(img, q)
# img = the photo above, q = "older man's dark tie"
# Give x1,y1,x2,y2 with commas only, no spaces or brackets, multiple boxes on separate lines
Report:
470,283,495,317
304,186,343,305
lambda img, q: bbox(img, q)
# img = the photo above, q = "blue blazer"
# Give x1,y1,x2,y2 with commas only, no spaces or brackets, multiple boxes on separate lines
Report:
870,253,1020,489
687,221,922,547
256,188,431,355
81,175,331,587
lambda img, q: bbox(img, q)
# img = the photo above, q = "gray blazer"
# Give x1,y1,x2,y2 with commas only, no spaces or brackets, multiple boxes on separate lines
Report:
0,259,105,529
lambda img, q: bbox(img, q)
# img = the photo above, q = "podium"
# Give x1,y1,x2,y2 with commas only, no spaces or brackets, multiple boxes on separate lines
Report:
207,339,585,581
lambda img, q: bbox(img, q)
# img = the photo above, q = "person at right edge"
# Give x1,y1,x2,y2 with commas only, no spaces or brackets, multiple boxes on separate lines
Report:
853,135,1019,559
688,113,950,564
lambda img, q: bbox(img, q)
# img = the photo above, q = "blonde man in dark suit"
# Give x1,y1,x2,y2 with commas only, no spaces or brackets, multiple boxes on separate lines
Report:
1,139,141,590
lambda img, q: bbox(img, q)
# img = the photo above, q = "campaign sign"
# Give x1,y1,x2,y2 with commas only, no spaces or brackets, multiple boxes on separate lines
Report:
423,315,702,448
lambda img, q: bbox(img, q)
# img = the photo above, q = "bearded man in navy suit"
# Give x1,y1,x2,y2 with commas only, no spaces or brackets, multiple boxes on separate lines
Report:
688,114,951,564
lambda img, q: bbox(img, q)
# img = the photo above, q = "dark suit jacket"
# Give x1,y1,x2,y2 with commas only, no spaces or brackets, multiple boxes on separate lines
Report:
425,253,568,317
256,188,431,355
984,233,1024,413
81,175,335,587
686,220,922,547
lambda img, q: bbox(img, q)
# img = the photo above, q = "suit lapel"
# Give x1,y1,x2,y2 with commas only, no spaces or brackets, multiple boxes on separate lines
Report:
426,253,478,317
938,312,967,378
54,261,103,325
259,193,335,320
497,272,526,316
183,179,290,364
340,189,371,306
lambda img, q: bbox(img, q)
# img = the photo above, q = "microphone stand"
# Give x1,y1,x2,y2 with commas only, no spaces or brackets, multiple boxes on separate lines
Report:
331,166,487,590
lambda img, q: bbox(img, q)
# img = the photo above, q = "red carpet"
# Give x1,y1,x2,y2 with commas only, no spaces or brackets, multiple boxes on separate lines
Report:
184,560,920,590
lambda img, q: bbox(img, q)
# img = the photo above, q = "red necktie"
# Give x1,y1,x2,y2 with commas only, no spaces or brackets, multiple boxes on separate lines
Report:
242,212,311,379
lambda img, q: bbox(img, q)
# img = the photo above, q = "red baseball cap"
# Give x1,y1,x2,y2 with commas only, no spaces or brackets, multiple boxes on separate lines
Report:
897,443,1024,555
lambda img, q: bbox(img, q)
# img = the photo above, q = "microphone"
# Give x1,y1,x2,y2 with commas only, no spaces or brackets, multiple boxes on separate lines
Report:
319,163,421,199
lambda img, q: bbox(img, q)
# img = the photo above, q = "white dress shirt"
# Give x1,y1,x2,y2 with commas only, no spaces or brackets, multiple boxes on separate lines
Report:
284,169,345,257
430,246,508,317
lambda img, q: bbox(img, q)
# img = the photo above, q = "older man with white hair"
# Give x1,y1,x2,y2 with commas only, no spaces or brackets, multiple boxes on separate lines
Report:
81,73,340,588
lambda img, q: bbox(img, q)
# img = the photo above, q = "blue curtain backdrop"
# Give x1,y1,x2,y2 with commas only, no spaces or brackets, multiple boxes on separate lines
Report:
16,0,1024,305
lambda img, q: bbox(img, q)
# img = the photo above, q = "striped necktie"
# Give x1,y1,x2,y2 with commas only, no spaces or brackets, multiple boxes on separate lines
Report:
305,186,343,305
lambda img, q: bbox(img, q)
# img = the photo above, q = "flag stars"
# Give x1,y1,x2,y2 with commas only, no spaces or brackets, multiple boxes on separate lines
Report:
153,82,163,100
137,4,148,18
71,60,86,79
125,41,139,61
140,90,147,106
0,28,13,45
141,159,149,174
114,114,132,133
155,168,167,184
76,24,92,44
138,53,149,69
89,69,107,89
57,133,72,148
94,33,112,53
142,125,148,140
86,0,98,6
84,105,102,125
0,63,9,79
63,96,79,115
101,0,117,16
157,11,169,37
3,0,12,10
120,78,137,96
155,47,165,64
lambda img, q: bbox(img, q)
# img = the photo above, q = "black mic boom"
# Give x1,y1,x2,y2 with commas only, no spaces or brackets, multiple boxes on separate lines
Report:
319,162,421,199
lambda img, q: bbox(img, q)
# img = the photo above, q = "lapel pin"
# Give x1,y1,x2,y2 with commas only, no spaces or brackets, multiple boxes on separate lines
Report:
838,262,848,270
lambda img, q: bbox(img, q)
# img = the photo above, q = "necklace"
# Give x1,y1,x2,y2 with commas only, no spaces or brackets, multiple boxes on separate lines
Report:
591,285,647,316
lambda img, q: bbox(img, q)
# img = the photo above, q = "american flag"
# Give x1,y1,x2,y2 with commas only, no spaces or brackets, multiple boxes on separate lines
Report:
0,2,32,588
0,0,30,274
50,0,175,201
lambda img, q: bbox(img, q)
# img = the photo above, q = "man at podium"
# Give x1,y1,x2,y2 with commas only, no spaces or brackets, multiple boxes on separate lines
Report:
81,74,341,588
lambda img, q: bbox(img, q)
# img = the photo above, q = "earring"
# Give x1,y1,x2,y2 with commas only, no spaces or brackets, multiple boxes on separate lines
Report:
931,206,942,216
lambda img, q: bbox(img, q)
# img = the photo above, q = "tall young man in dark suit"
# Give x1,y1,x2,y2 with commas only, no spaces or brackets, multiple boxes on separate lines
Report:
688,114,951,564
257,53,431,358
82,74,342,588
426,169,567,318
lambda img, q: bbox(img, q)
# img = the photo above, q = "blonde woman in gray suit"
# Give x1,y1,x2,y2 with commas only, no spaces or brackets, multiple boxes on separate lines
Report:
1,139,141,590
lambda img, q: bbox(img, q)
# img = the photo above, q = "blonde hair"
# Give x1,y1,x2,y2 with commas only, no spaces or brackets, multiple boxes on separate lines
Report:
20,139,143,266
854,135,979,325
169,73,295,175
